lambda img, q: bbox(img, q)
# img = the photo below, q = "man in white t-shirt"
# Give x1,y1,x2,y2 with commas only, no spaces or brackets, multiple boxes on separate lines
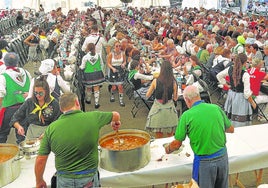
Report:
82,25,107,55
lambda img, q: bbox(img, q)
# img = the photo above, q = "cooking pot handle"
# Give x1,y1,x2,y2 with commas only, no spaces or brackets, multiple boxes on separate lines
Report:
14,155,24,161
150,136,155,143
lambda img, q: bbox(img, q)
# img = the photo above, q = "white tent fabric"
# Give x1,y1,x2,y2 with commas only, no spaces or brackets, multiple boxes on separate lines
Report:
4,0,170,12
181,0,219,10
181,0,248,12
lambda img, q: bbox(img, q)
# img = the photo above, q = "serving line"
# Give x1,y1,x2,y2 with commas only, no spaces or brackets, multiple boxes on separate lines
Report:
4,124,268,188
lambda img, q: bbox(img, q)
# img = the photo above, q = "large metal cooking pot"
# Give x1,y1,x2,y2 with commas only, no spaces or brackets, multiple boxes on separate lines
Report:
0,144,21,187
19,139,40,159
99,129,151,172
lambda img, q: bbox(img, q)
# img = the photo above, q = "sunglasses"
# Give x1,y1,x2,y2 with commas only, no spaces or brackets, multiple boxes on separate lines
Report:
115,45,121,47
34,91,45,96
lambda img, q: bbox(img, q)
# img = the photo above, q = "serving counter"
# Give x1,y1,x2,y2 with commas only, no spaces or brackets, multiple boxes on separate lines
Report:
4,124,268,188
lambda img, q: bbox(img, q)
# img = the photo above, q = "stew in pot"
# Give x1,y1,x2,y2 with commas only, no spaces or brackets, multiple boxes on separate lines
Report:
0,154,13,163
100,135,148,151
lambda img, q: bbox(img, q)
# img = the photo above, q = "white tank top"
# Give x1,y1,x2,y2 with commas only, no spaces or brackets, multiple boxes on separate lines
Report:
111,52,123,66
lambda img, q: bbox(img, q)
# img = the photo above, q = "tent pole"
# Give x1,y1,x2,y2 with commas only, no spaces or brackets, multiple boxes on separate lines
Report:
37,0,40,10
31,0,34,9
67,0,70,11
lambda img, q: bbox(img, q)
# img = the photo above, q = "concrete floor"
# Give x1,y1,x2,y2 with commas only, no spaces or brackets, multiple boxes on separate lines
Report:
6,61,268,188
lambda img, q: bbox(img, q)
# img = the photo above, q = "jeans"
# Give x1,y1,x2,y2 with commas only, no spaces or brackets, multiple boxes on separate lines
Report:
57,171,100,188
198,152,229,188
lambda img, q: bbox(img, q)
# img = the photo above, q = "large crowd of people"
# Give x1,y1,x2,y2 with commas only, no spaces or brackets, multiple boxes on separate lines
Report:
0,3,267,188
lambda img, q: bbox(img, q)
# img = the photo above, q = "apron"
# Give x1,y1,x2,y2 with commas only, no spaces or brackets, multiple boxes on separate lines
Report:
193,147,226,183
26,124,48,139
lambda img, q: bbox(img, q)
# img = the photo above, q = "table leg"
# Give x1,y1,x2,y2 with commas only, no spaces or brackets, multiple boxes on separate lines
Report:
255,169,263,186
230,173,246,188
229,175,234,188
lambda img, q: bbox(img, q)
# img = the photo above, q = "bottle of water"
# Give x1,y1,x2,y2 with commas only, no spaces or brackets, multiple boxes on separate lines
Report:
177,74,182,87
176,74,183,95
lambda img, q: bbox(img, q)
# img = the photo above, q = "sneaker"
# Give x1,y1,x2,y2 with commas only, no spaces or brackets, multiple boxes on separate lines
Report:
110,95,115,102
119,101,125,107
95,104,100,109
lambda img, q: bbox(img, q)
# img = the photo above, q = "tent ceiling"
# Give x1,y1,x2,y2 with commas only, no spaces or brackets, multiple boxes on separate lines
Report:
4,0,170,12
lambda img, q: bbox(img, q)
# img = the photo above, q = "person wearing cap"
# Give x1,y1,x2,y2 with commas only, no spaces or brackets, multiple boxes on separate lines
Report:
232,35,245,55
27,59,70,101
0,52,32,143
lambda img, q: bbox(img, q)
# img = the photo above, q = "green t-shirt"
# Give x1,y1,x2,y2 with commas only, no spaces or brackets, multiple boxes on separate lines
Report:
175,102,231,155
38,110,113,178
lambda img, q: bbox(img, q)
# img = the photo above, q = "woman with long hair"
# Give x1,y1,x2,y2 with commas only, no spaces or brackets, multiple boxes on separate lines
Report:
184,55,202,86
107,41,127,107
80,43,105,109
145,60,178,138
217,53,256,127
10,77,61,140
24,25,40,72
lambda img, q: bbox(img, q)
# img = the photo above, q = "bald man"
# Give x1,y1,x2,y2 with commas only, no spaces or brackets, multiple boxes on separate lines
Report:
165,85,234,188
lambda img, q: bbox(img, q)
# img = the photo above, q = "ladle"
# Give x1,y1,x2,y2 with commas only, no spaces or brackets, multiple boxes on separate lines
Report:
22,135,33,145
114,130,124,145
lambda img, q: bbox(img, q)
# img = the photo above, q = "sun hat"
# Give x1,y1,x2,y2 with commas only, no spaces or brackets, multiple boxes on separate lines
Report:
39,59,55,75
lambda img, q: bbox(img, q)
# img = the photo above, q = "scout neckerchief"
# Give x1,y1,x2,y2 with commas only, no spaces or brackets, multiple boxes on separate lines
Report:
31,95,54,123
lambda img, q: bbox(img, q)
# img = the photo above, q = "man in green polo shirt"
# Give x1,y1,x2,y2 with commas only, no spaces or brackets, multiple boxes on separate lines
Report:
165,85,234,188
35,92,121,188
